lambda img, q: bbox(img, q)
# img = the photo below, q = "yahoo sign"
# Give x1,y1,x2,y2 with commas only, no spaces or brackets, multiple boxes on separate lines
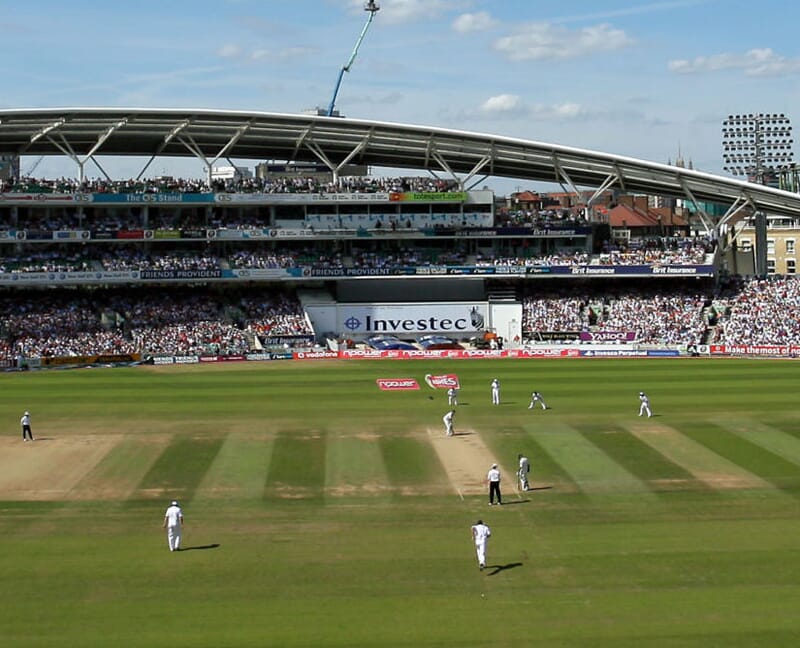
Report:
579,331,638,342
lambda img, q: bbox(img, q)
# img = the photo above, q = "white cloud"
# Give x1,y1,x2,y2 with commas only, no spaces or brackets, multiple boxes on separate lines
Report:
551,103,584,118
494,22,634,61
479,95,587,120
216,44,242,59
480,94,524,114
668,48,800,77
452,12,497,33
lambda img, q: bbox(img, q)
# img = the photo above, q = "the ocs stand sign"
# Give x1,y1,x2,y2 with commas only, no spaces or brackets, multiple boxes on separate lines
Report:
339,303,488,335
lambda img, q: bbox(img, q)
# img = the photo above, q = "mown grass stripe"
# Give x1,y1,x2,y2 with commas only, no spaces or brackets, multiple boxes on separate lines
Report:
196,434,275,500
71,434,171,500
717,417,800,468
577,423,709,492
626,422,775,491
134,436,224,503
379,435,448,490
265,429,327,500
677,421,800,494
529,422,655,496
325,435,390,500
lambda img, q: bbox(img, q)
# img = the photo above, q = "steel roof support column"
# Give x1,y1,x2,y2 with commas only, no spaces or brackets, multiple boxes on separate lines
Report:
136,120,190,181
459,153,492,191
679,179,714,235
718,194,758,251
43,133,85,181
77,118,128,182
211,123,252,166
551,153,582,198
612,163,628,193
332,132,372,181
176,133,213,184
24,118,66,154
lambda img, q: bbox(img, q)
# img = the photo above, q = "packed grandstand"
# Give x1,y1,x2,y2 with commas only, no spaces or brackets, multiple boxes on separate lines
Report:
0,173,797,366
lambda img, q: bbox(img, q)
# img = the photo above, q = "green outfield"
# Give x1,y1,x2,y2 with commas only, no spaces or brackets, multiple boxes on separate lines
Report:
1,358,800,647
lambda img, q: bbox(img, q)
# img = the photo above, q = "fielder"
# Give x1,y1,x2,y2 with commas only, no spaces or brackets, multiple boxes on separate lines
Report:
528,391,548,410
447,387,458,407
162,500,184,552
443,409,455,437
638,391,653,418
518,453,531,491
471,519,491,571
491,378,501,405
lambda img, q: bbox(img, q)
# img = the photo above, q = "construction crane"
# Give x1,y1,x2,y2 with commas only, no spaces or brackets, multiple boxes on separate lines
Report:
326,1,380,117
23,156,45,177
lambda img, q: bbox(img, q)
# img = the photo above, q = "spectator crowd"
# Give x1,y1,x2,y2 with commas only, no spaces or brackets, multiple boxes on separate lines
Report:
1,275,798,363
522,276,800,346
0,174,462,196
0,241,714,275
0,287,313,361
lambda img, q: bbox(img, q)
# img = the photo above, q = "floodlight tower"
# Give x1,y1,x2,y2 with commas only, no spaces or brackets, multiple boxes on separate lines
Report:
326,1,380,117
722,113,794,185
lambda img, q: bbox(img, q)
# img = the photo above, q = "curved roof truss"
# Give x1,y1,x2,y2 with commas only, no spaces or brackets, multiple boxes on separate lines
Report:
2,107,800,229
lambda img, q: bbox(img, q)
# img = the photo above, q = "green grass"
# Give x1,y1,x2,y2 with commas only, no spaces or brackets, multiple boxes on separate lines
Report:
1,359,800,646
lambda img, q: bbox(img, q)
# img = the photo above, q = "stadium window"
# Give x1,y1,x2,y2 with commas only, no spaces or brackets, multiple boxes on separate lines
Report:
740,238,752,251
787,259,796,274
767,239,776,255
786,239,796,255
767,258,776,274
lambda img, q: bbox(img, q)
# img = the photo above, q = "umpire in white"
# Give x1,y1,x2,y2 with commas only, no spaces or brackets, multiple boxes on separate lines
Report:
20,411,34,441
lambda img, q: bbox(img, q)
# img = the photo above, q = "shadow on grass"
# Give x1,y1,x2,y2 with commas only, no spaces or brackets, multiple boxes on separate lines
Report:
487,562,523,576
180,543,220,552
528,486,553,492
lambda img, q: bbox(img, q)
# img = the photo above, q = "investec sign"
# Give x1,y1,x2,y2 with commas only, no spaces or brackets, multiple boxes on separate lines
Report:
339,303,488,335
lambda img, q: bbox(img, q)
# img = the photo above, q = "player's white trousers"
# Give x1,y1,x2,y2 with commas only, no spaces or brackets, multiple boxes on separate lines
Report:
475,541,487,566
167,525,182,551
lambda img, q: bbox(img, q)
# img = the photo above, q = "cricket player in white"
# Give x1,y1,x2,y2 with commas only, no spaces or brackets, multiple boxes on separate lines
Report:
443,410,455,437
638,391,652,418
471,519,491,570
518,453,531,491
162,500,184,551
491,378,500,405
528,391,548,410
447,387,458,407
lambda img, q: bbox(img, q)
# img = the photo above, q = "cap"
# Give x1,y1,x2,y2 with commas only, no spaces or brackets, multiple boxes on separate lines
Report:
639,391,644,395
491,463,497,469
171,500,178,506
24,411,29,415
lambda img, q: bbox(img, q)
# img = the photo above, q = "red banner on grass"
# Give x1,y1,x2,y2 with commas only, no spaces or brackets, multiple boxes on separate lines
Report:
424,373,460,389
376,378,420,391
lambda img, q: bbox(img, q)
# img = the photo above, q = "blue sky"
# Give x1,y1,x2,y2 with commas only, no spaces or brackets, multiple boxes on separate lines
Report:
4,0,800,193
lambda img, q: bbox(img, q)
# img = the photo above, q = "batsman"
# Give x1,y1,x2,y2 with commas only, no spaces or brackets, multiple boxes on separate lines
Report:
517,453,531,492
